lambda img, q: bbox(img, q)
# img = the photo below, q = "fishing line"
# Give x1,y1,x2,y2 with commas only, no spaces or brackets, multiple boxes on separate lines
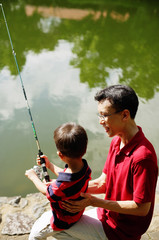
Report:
0,3,50,182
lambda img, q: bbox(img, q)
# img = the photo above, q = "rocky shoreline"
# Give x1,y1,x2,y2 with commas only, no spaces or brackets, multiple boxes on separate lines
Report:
0,193,51,240
0,179,159,240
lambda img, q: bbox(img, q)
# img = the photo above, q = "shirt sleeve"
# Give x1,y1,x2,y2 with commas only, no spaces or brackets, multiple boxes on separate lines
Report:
132,158,157,203
46,182,63,202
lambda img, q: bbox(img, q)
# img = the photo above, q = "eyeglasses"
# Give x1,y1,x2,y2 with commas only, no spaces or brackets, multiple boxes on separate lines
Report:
97,110,123,120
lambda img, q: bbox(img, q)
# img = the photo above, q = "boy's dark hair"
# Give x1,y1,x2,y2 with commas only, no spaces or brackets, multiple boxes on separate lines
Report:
95,85,139,119
54,122,88,158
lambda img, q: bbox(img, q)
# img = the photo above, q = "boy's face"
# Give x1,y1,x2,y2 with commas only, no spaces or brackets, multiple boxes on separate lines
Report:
98,99,125,138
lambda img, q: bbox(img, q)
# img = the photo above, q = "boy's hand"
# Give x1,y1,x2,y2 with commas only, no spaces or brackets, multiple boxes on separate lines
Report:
25,169,37,181
36,155,50,168
25,168,47,195
42,178,55,186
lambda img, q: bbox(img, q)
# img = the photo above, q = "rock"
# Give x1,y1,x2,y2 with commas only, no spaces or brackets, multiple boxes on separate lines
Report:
26,192,46,201
8,196,21,207
20,198,28,209
1,212,34,235
0,186,159,239
147,215,159,233
156,177,159,194
42,201,50,207
153,203,159,216
149,231,159,240
0,197,8,207
32,204,45,219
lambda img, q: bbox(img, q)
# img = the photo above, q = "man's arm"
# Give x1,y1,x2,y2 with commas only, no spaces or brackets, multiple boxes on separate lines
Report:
90,195,151,216
88,171,151,216
88,172,106,194
63,192,151,217
62,172,106,210
62,171,151,216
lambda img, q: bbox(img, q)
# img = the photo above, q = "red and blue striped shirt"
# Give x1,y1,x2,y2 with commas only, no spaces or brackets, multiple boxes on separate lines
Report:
46,159,91,231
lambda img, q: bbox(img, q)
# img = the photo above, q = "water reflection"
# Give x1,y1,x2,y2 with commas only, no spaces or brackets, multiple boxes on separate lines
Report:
1,1,159,100
0,40,106,134
0,40,108,196
0,0,159,196
0,68,25,120
25,5,105,20
25,5,130,22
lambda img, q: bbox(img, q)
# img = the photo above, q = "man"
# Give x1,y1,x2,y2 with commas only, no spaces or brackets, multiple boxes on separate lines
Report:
53,85,158,240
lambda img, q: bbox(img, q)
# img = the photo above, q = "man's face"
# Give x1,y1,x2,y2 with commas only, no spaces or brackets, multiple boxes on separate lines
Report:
98,99,124,138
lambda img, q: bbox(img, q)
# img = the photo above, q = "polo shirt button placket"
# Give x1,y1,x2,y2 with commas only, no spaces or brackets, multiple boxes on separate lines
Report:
115,151,124,168
115,153,120,168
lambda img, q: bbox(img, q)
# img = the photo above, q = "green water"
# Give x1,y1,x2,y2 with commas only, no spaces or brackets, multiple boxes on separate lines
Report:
0,0,159,197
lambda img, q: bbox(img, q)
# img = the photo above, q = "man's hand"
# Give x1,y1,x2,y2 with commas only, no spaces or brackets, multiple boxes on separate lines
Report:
62,192,93,213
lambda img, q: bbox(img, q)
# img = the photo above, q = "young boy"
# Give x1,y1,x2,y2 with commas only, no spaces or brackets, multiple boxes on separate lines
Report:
25,122,91,240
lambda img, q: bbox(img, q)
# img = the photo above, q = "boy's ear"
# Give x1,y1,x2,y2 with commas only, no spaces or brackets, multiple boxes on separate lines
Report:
57,151,64,159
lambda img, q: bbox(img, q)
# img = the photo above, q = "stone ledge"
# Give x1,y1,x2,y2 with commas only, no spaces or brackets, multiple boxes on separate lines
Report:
0,183,159,240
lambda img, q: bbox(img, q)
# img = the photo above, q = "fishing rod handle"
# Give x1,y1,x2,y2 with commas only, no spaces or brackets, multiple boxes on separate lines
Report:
38,151,50,182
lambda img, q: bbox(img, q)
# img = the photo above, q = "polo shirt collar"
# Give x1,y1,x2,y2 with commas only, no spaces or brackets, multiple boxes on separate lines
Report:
57,159,88,182
115,126,144,156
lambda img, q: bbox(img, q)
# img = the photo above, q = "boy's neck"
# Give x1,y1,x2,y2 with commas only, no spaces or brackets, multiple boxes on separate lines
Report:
65,157,84,174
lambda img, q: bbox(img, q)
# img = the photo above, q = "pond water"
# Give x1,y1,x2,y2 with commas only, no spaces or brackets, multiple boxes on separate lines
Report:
0,0,159,197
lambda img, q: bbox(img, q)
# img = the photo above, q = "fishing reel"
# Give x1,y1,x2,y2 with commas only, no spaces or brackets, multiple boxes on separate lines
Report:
33,165,44,181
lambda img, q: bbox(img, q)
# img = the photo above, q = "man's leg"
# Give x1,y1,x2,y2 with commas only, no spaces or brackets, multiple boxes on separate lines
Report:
53,208,107,240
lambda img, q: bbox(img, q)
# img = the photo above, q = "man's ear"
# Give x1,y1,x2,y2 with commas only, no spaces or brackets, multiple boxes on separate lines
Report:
122,109,130,121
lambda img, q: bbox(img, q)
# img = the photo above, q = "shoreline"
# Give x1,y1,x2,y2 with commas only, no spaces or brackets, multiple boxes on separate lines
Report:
0,179,159,240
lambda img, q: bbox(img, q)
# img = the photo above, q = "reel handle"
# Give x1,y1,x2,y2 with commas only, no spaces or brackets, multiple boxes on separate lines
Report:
38,150,50,182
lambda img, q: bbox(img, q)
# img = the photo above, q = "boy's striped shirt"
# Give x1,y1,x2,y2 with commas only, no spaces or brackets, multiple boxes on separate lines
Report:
46,159,91,231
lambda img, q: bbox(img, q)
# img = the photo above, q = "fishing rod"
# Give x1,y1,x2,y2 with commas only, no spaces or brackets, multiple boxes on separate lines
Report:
0,3,50,182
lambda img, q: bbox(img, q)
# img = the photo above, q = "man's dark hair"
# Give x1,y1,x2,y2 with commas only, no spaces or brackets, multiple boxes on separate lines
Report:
95,85,139,119
54,122,88,158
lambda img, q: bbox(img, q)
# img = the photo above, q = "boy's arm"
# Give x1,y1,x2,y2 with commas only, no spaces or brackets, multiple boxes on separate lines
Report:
25,169,47,195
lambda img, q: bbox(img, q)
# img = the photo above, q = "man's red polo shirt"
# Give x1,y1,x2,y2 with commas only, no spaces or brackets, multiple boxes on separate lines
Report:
97,127,158,240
